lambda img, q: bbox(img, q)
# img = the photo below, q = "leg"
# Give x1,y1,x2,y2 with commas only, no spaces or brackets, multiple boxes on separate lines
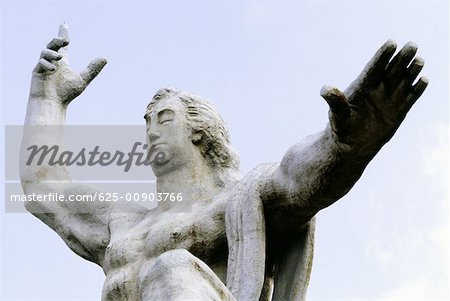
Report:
138,249,236,301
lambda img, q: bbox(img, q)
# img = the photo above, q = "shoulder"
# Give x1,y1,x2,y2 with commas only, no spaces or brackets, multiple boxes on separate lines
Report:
233,162,281,195
229,162,280,189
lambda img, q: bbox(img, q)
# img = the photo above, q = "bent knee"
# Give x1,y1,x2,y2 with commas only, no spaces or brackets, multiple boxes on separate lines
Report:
155,249,197,271
138,250,235,301
139,249,200,283
138,250,207,299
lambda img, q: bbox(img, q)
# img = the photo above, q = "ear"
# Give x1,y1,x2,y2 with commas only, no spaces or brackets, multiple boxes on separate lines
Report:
191,131,203,145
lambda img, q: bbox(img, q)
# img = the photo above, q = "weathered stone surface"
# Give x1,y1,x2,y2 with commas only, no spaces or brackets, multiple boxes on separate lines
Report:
21,24,427,300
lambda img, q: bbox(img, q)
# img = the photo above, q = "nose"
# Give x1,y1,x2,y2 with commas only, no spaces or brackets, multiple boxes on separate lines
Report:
148,131,160,144
146,117,161,143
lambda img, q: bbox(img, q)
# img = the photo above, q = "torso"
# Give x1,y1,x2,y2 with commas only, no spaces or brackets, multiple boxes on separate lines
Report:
101,191,229,301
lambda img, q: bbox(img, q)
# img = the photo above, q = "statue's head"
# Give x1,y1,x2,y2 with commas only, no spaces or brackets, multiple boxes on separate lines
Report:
145,87,240,185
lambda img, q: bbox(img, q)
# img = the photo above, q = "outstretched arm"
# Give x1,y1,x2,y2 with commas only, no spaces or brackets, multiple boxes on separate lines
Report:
261,41,428,229
21,24,110,265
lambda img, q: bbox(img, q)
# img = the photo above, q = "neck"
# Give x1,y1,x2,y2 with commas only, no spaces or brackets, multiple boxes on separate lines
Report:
156,160,219,212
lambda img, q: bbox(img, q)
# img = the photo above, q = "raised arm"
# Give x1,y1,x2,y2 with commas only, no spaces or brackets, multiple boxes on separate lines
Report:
261,41,428,229
21,24,110,265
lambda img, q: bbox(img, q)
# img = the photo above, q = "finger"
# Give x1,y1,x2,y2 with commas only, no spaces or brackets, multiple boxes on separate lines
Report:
40,49,63,61
46,37,69,51
402,76,428,113
406,57,424,85
57,23,70,56
80,58,108,85
320,85,350,119
362,39,397,80
58,23,69,40
34,58,56,73
412,76,428,98
386,42,418,86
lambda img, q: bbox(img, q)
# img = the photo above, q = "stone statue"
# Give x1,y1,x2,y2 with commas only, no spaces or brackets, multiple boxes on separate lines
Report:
20,24,428,301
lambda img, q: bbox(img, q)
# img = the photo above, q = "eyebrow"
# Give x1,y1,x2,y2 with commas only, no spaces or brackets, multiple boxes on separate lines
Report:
143,108,175,121
158,109,175,118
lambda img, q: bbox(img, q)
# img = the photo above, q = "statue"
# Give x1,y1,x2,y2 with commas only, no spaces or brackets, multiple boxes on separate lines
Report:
20,24,428,300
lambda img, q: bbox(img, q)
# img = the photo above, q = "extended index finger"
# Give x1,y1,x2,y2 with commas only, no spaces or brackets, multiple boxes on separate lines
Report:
57,23,70,56
58,23,69,40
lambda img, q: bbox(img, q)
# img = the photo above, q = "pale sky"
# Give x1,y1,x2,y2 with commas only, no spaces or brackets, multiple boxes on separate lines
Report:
1,0,449,300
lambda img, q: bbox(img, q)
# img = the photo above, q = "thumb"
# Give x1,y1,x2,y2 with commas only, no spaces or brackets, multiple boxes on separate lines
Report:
320,85,350,119
80,57,107,86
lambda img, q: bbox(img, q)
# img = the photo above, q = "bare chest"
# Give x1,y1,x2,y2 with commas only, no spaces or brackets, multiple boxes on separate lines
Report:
144,206,227,264
104,200,227,271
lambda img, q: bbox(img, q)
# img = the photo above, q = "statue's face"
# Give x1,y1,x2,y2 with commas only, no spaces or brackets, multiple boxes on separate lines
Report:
145,96,197,177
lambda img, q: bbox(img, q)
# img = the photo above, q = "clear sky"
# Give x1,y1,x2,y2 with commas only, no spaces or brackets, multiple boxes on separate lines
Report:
1,0,449,300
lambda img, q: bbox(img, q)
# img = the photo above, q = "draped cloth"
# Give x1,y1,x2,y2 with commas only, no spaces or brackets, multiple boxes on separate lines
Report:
225,164,315,301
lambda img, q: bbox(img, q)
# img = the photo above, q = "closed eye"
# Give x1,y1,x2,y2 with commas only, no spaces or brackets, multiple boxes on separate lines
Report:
158,109,175,125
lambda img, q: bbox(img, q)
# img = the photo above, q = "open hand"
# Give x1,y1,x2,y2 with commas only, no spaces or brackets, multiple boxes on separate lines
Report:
320,40,428,155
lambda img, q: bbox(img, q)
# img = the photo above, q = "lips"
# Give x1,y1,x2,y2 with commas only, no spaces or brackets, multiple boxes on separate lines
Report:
152,143,166,149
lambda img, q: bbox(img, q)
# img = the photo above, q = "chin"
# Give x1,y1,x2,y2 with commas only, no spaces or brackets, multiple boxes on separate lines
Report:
151,161,177,177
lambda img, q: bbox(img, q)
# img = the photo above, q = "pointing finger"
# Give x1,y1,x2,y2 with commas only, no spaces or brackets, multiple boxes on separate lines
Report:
58,23,69,40
80,57,108,86
57,23,70,56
